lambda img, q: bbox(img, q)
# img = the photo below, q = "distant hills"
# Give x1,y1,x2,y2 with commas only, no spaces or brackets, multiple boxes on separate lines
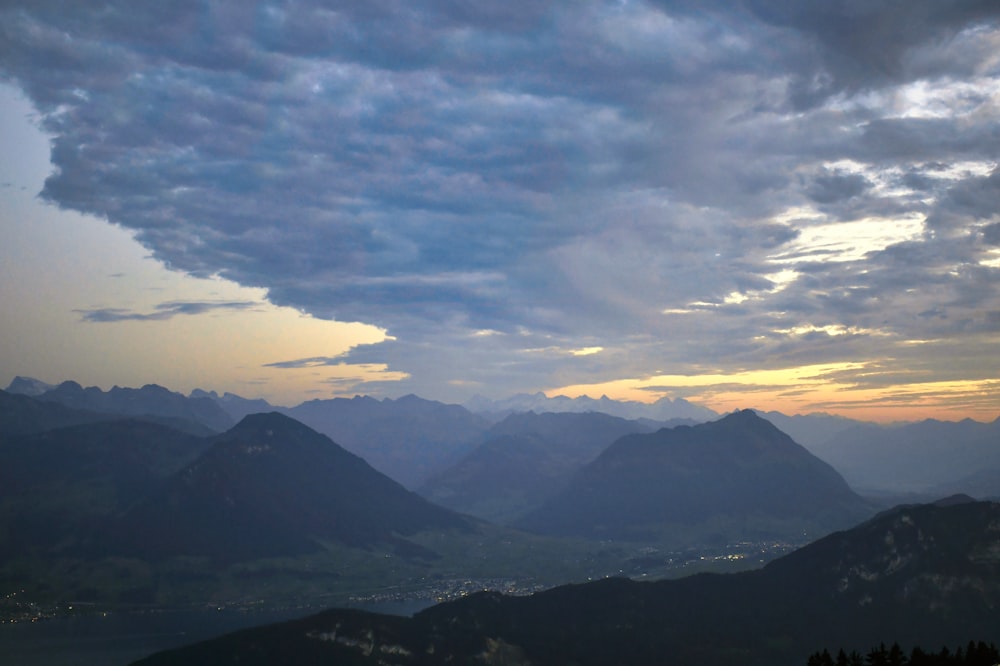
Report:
7,379,495,488
7,378,234,434
517,410,874,543
10,377,1000,499
419,411,673,524
803,417,1000,496
281,394,490,489
131,498,1000,666
0,387,111,437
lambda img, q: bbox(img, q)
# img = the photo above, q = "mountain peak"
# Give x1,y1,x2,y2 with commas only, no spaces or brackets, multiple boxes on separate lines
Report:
518,411,871,540
932,493,977,507
724,408,763,421
233,411,303,429
222,412,321,447
5,376,57,396
114,412,469,560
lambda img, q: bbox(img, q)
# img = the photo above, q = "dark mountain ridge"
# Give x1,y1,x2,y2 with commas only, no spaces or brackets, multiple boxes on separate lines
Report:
0,388,112,438
131,499,1000,666
518,409,873,541
0,418,208,558
33,381,234,433
110,412,472,561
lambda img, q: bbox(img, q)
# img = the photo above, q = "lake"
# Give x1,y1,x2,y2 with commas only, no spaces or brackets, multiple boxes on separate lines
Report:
0,600,432,666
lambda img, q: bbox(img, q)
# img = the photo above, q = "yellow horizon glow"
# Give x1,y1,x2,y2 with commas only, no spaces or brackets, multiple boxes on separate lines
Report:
546,363,1000,423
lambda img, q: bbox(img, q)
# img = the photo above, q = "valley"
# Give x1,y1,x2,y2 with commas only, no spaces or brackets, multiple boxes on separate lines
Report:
1,378,998,665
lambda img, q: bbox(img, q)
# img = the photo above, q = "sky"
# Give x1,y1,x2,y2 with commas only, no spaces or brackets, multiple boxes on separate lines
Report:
1,1,999,422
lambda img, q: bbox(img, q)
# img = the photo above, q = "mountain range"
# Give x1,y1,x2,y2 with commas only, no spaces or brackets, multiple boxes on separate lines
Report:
802,417,1000,495
464,391,719,421
131,498,1000,666
280,394,491,488
10,379,234,434
419,411,686,524
10,377,1000,499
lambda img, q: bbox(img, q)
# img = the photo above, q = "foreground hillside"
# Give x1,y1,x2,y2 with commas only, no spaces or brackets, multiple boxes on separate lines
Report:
133,498,1000,666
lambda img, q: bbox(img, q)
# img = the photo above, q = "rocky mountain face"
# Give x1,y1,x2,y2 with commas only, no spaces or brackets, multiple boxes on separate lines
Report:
131,499,1000,666
517,409,874,542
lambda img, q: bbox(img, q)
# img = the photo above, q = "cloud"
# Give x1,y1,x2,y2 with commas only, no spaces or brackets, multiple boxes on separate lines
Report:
3,1,999,407
77,300,257,322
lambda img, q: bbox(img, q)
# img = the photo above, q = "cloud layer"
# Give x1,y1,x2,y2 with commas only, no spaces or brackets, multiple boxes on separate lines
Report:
2,1,999,410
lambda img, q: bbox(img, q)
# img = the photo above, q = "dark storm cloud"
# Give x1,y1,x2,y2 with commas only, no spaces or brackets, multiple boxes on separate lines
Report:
3,0,999,398
805,169,872,204
77,301,256,322
731,0,1000,106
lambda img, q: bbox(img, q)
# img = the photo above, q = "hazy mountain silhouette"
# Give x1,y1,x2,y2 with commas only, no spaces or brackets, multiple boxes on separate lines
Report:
4,376,57,396
110,412,471,561
0,388,112,438
465,391,718,422
190,388,275,422
419,411,664,523
754,410,868,450
805,417,1000,494
927,466,1000,501
283,395,490,488
517,409,873,542
131,499,1000,666
33,381,234,433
